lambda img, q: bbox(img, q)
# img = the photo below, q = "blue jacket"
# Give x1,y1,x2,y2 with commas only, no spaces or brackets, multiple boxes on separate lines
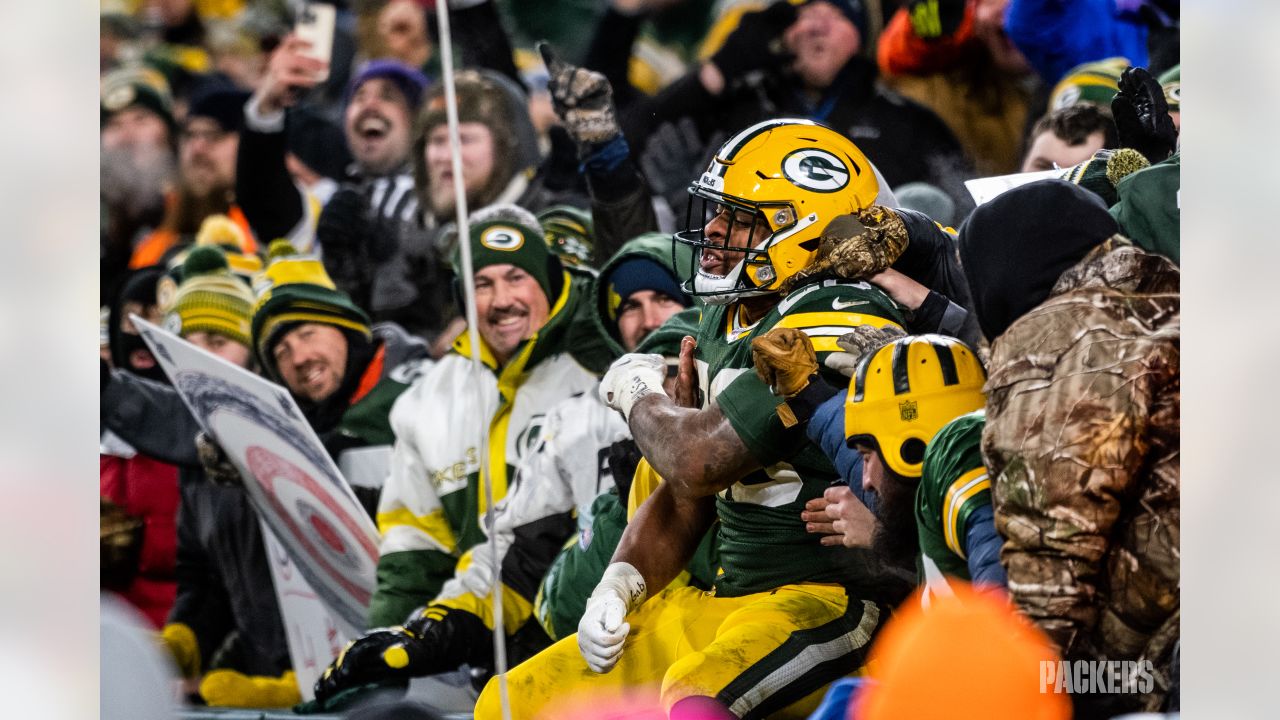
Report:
1005,0,1148,84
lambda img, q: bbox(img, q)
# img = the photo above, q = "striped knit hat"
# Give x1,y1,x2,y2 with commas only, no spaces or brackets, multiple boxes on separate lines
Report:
1048,56,1129,111
162,246,254,347
251,240,372,378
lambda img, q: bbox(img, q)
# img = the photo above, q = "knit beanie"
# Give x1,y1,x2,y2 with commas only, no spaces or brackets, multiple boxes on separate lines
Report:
451,204,559,305
101,65,176,136
163,246,254,348
186,82,252,133
251,239,372,378
537,205,595,268
602,258,691,323
194,214,263,279
855,582,1070,720
346,59,430,111
1048,57,1129,111
958,179,1120,341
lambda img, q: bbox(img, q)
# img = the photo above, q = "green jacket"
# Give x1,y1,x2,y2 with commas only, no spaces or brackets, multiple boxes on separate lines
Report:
1110,152,1179,265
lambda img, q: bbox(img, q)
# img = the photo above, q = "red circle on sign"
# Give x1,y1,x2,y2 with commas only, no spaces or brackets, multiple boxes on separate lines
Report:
245,445,377,604
309,511,347,554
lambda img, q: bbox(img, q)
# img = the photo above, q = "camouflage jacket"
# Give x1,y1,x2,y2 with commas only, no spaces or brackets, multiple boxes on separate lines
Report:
983,238,1179,711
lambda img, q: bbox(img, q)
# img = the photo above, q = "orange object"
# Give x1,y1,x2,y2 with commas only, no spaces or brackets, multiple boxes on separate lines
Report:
130,204,257,269
856,582,1071,720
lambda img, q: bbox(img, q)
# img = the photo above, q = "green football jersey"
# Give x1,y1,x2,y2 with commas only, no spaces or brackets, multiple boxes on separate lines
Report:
915,410,990,594
696,279,907,596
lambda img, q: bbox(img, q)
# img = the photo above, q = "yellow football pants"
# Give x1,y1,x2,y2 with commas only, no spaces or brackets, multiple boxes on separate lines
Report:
474,583,884,719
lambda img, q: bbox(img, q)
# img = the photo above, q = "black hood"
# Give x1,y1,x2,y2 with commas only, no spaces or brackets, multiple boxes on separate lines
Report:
958,179,1120,341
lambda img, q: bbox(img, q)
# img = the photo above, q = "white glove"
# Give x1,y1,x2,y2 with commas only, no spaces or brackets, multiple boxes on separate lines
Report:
598,353,668,421
577,562,647,673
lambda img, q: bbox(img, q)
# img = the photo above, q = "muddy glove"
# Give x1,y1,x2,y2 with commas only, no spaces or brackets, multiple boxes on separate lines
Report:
780,206,910,292
200,669,301,708
1111,66,1177,164
312,605,487,706
195,431,243,486
579,562,647,673
709,1,797,83
751,327,818,397
540,42,621,150
599,353,668,421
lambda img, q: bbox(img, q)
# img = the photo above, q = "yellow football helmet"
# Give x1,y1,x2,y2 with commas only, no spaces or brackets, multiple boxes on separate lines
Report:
844,334,986,478
674,118,884,305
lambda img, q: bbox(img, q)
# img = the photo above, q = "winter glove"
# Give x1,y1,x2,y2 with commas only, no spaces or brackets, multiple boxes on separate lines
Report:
539,42,622,150
195,431,243,486
823,325,907,377
907,0,966,40
607,438,644,500
709,1,798,83
599,353,669,421
160,622,201,678
639,119,724,216
751,327,818,397
199,669,301,708
780,206,910,292
578,562,647,673
312,605,487,706
1111,66,1177,164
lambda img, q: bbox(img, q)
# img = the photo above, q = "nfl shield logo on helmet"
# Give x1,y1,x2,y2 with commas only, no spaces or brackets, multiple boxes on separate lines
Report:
899,399,919,422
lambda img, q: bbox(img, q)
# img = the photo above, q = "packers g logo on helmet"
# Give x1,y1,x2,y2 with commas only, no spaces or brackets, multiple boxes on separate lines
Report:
844,335,987,478
674,118,883,304
480,226,525,251
781,149,851,193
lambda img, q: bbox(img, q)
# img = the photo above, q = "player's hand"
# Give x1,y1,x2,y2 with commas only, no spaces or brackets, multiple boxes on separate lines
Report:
599,353,669,421
578,562,646,673
1111,66,1177,164
195,432,243,486
802,485,877,547
671,335,701,408
254,34,327,115
751,327,817,397
539,42,621,148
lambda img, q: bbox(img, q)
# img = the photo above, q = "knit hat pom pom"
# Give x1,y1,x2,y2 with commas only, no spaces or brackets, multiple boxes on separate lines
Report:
182,245,231,278
196,214,250,252
267,238,300,261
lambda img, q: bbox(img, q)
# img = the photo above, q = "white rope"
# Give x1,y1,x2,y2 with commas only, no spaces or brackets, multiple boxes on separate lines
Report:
432,4,512,719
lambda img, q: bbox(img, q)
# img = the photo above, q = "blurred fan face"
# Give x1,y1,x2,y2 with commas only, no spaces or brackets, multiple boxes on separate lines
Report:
102,107,171,153
180,116,238,197
425,122,496,219
377,0,431,68
784,1,860,89
616,290,685,351
185,331,253,369
345,78,415,176
1020,129,1106,173
474,264,550,364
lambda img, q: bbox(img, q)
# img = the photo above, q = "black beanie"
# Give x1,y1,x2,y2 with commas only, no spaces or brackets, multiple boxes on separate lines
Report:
958,179,1120,341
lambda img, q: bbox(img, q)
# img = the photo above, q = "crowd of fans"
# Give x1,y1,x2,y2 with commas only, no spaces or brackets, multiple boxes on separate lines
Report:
99,1,1180,718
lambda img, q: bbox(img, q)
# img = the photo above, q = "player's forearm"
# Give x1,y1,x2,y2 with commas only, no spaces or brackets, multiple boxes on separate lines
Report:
627,394,758,498
612,481,715,594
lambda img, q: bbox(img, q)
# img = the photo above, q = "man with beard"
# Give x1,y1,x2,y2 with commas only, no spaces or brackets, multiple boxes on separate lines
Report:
237,40,453,341
130,82,256,270
472,119,911,720
101,66,178,304
749,329,1005,605
250,241,432,509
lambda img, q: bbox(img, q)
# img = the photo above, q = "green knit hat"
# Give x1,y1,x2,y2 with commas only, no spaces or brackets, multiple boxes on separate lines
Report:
162,246,255,348
1048,57,1129,111
251,240,372,377
100,65,176,137
451,204,557,304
